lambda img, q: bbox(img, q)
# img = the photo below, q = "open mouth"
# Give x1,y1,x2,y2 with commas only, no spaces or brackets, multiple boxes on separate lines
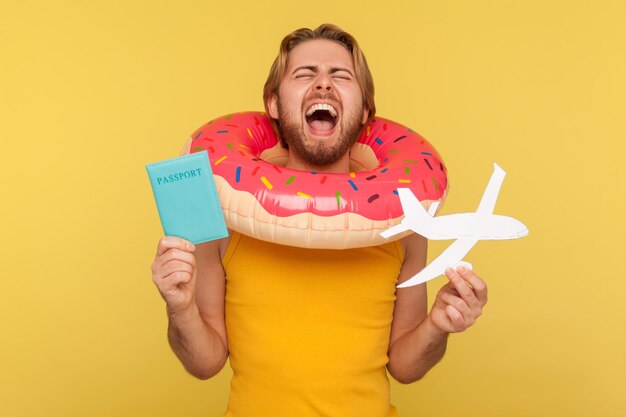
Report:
305,103,338,135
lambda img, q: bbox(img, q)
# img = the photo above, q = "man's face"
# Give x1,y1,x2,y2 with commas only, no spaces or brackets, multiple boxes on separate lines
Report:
267,39,369,168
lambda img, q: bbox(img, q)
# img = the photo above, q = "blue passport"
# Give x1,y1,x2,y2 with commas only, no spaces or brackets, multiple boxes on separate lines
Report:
145,151,228,244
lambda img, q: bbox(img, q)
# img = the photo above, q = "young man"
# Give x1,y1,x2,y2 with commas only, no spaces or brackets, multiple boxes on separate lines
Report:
151,24,487,417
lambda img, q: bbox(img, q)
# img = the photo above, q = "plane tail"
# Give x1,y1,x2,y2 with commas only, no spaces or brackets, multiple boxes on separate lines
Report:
380,188,433,239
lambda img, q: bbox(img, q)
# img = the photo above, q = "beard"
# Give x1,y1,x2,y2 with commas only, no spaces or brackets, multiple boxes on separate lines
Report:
276,97,365,167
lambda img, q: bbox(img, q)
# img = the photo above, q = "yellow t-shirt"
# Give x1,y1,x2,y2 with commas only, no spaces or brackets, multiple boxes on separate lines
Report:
221,233,403,417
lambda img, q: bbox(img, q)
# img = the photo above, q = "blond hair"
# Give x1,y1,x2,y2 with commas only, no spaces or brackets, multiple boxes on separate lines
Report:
263,24,376,133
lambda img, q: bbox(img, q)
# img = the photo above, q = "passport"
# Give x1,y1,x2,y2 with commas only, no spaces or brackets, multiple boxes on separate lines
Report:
145,151,228,244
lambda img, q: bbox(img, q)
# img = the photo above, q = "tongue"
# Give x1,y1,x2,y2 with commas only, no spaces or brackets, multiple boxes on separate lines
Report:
309,119,334,131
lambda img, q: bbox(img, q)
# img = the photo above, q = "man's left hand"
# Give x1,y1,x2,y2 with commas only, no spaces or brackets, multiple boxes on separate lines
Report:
428,267,488,334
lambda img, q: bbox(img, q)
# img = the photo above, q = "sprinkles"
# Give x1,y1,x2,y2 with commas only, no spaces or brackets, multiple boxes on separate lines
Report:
368,194,380,203
187,112,448,249
261,176,273,189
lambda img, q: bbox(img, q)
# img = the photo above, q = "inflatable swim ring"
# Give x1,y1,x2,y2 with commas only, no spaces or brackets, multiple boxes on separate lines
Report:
180,112,448,249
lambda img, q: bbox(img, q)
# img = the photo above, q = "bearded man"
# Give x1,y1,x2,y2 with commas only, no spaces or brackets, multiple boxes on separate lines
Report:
151,24,488,417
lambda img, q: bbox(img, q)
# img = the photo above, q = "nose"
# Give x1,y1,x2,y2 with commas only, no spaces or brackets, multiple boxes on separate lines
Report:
314,74,333,92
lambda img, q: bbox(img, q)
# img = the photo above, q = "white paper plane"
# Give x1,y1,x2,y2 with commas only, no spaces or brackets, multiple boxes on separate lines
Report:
380,162,529,288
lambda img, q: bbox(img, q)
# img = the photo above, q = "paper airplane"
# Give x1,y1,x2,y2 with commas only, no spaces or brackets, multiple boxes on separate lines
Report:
381,163,529,288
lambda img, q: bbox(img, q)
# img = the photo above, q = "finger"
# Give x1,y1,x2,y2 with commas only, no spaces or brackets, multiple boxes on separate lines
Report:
445,268,477,304
160,248,196,268
457,267,488,303
159,271,193,293
165,270,193,285
160,259,194,279
156,236,195,257
439,282,461,298
152,248,196,277
439,291,472,321
445,305,465,330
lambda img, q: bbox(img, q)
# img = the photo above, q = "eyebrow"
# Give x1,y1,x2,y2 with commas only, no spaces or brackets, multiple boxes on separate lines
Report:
291,65,354,77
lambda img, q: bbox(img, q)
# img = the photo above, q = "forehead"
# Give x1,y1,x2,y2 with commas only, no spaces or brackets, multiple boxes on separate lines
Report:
286,39,354,71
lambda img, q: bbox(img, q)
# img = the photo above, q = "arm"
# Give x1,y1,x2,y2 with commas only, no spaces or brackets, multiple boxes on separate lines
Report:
386,234,488,384
387,234,447,383
152,236,230,380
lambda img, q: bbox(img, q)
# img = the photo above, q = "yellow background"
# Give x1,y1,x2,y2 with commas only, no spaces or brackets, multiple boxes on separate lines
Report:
2,1,624,416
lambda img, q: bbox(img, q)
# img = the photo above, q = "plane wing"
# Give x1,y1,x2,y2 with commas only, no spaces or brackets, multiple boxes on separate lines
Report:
396,238,479,288
476,163,506,214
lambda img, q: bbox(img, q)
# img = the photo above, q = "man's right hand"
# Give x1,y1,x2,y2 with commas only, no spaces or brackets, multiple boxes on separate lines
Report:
151,236,197,315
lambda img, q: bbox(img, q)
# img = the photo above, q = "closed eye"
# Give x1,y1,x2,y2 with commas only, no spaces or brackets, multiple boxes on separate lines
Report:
330,67,354,80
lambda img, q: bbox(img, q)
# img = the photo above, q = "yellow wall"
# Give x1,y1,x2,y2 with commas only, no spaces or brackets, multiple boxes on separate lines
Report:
2,1,624,416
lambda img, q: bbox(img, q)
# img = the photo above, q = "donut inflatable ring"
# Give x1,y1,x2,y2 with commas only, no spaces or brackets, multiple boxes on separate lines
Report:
180,112,448,249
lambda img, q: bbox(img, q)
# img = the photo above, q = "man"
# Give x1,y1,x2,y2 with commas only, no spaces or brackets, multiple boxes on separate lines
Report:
151,24,487,417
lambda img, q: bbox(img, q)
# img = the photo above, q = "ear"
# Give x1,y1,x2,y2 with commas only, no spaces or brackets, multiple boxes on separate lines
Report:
267,94,279,119
361,107,369,125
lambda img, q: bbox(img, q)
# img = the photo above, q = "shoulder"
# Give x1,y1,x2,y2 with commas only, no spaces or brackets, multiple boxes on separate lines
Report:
218,230,234,259
195,230,234,262
399,233,427,262
398,234,428,285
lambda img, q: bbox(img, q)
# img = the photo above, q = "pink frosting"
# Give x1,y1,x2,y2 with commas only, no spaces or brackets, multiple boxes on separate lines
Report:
190,112,447,221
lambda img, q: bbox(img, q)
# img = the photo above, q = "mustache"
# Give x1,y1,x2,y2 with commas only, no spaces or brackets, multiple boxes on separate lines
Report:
304,91,340,104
